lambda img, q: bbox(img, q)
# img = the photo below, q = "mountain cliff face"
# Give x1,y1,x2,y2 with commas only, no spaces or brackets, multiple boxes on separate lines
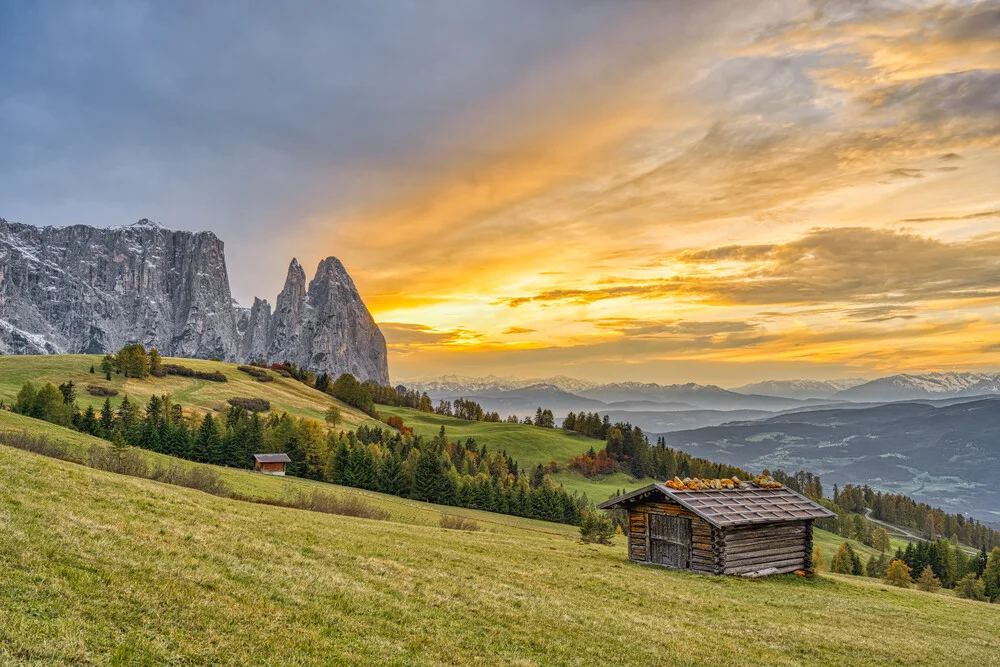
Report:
0,218,389,384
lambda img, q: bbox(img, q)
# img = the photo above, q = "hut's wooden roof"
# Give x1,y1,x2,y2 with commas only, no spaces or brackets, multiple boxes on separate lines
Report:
253,453,292,463
596,484,835,528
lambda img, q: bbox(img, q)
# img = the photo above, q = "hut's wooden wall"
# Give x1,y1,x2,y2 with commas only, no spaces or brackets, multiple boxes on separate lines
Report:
626,501,721,573
719,520,812,575
627,503,815,575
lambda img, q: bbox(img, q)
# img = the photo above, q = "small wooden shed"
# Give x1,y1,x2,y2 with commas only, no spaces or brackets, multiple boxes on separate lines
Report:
597,483,834,576
254,453,291,475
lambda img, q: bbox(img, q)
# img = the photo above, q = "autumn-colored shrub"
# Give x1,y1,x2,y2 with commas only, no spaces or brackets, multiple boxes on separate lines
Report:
383,415,414,437
568,448,617,478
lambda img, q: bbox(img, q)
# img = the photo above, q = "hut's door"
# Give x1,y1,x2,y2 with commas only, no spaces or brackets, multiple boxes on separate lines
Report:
648,514,691,569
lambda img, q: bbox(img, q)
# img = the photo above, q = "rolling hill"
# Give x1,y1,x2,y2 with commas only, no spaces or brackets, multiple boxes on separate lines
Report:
2,418,997,664
0,354,379,429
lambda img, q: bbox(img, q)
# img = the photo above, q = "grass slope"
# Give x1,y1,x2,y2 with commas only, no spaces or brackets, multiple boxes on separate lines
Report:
3,443,998,664
0,411,574,537
0,354,376,429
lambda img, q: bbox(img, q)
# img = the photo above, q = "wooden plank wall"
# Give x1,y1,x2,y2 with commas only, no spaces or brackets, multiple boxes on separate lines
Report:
628,510,647,562
720,520,808,575
628,502,721,573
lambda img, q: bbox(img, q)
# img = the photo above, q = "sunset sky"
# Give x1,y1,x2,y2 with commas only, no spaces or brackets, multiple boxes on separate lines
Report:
2,1,999,384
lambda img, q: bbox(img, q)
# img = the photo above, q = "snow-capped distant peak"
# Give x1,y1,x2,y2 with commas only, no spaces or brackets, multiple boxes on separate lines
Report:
835,372,1000,401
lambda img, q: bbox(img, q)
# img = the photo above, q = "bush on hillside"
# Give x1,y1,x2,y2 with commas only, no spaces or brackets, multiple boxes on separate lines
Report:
150,463,230,496
88,444,149,477
227,397,271,413
579,509,615,545
162,364,227,382
0,431,72,460
440,514,480,531
237,365,274,382
231,490,390,521
86,385,119,397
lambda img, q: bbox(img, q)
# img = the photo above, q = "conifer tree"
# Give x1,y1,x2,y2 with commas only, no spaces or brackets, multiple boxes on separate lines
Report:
915,565,941,593
148,348,163,376
378,452,405,496
983,547,1000,603
955,573,986,601
195,413,222,464
832,543,856,574
99,397,114,436
80,404,98,435
410,448,442,502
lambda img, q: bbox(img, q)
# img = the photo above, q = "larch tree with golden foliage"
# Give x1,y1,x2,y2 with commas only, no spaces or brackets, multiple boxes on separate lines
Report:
812,546,826,572
883,559,912,588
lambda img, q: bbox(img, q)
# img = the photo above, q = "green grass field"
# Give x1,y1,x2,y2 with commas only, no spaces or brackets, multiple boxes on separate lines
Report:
2,435,997,665
0,354,377,429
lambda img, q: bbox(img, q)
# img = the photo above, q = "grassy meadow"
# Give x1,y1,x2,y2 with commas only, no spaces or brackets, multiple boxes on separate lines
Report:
0,410,573,538
2,436,998,665
376,405,648,501
0,354,378,429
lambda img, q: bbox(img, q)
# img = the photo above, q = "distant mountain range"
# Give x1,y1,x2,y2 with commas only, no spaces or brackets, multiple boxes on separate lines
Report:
732,379,867,399
660,397,1000,522
833,372,1000,402
399,374,599,394
398,372,1000,443
403,371,1000,408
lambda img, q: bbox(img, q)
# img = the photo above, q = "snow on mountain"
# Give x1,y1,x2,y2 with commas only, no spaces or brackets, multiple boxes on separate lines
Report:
732,379,867,399
399,374,600,395
835,372,1000,401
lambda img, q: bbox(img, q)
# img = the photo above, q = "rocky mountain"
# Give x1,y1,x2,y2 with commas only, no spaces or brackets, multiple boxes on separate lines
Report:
731,378,867,399
0,218,389,383
834,372,1000,402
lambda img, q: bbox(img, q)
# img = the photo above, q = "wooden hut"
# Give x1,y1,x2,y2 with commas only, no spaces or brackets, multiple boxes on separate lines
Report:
597,483,834,576
253,453,291,475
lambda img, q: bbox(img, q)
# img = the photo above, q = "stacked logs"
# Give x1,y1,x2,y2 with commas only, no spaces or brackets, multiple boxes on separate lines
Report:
664,475,783,491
